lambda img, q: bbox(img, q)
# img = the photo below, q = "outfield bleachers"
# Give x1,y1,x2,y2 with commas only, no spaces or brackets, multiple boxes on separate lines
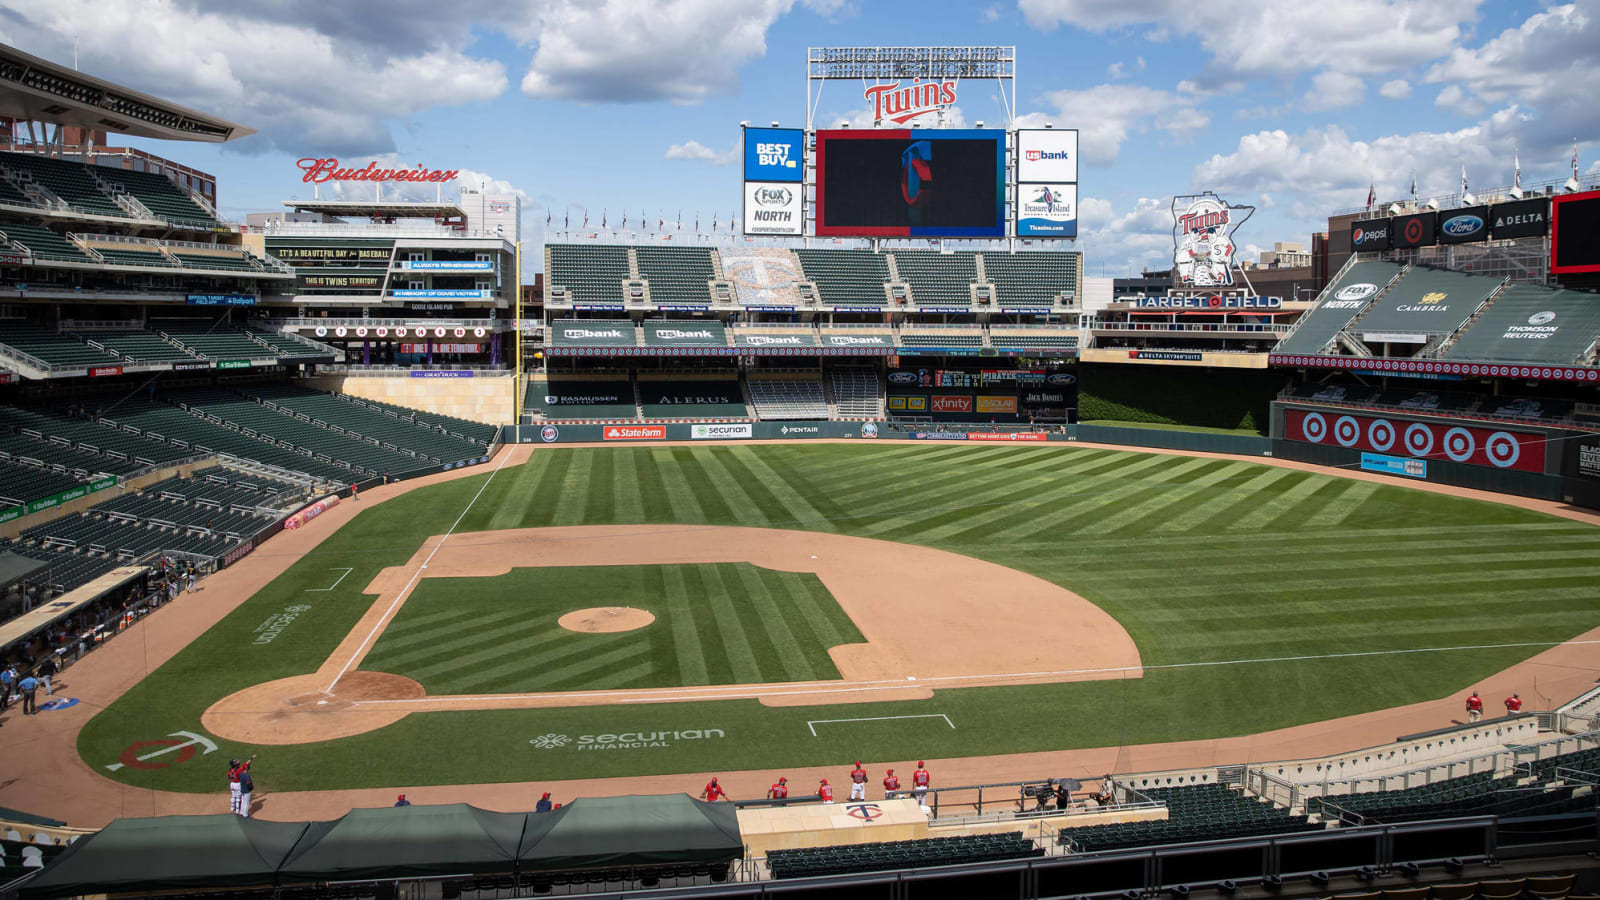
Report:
795,249,891,306
829,366,881,417
1444,284,1600,364
637,375,746,418
0,152,124,217
1355,265,1500,337
989,328,1078,349
0,220,95,262
1274,260,1407,355
90,164,220,228
0,320,121,368
1063,784,1320,852
899,328,984,348
769,833,1040,879
336,394,496,445
636,245,716,303
548,244,631,304
892,251,979,306
239,384,488,462
982,251,1079,307
747,373,829,420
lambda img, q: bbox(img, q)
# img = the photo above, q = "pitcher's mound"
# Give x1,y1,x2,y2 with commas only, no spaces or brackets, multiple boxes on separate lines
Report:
559,607,655,633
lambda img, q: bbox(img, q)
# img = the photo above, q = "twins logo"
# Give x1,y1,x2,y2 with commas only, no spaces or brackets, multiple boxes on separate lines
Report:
1172,193,1253,288
901,140,934,212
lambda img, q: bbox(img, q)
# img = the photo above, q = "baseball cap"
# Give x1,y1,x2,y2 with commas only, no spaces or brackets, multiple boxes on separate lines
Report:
820,778,828,785
918,760,925,767
778,777,787,784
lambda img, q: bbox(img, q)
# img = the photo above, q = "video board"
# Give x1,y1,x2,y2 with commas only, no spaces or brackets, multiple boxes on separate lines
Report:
814,129,1005,237
1551,188,1600,274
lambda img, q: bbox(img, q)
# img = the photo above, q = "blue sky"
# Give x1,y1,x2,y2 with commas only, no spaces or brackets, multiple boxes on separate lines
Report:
3,0,1596,278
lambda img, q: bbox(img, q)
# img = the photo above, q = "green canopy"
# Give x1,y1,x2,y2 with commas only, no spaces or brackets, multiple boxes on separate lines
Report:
18,814,307,898
277,803,525,882
517,795,742,871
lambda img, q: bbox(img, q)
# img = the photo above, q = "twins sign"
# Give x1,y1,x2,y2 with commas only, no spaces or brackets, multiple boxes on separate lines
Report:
1173,192,1254,288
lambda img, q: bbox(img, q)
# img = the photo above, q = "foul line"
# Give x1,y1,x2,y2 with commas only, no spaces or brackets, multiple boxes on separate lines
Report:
351,638,1600,709
325,448,516,693
807,714,954,736
304,567,354,592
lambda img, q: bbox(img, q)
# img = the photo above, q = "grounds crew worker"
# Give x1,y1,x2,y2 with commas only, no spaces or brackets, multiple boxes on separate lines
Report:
849,761,869,801
767,777,789,800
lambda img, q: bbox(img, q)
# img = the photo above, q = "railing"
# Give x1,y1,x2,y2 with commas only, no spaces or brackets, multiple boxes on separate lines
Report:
1334,172,1600,216
1508,730,1600,775
1299,749,1510,803
260,221,510,239
319,364,513,375
878,776,1142,821
1088,320,1291,334
1276,391,1600,434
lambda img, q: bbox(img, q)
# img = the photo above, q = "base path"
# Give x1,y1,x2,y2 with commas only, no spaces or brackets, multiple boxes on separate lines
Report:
201,525,1143,744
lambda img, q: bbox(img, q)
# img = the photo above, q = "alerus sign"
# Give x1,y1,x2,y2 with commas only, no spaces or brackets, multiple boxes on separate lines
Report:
297,158,460,184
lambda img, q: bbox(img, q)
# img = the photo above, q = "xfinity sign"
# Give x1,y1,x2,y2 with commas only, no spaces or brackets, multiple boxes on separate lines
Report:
743,127,804,183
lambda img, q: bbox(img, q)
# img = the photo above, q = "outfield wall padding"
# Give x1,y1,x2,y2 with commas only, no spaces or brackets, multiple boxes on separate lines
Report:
513,421,877,443
1272,438,1565,502
1070,424,1274,456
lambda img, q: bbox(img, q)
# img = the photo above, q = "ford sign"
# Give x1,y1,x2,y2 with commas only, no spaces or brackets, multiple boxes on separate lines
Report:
1046,373,1077,385
888,372,918,384
1442,215,1484,237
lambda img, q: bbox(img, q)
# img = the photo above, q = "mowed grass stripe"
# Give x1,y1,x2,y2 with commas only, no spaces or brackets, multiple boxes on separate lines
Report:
609,449,645,522
703,447,786,526
1097,541,1600,575
662,563,709,685
730,445,836,529
630,449,675,521
1223,472,1328,531
698,563,764,683
1072,520,1588,549
1133,584,1600,624
983,453,1178,539
484,452,549,531
583,448,617,523
670,447,738,523
1301,479,1383,529
550,449,595,525
1256,477,1362,533
1152,466,1297,534
368,605,524,651
735,564,816,683
651,447,709,522
924,451,1171,544
1083,457,1238,535
1098,569,1600,601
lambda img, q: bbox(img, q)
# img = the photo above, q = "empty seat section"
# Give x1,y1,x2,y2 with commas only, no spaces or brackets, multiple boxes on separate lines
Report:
0,152,123,217
795,249,890,306
769,832,1040,879
1275,261,1406,355
892,251,979,306
747,373,828,419
539,375,636,419
636,245,716,303
1443,284,1600,364
95,399,352,482
239,384,486,462
80,330,193,362
637,375,745,418
981,252,1079,307
333,394,495,445
1063,784,1319,852
172,389,428,474
1308,771,1587,824
829,367,881,417
154,321,275,360
990,328,1078,349
0,457,90,507
0,406,192,467
0,321,121,367
899,328,984,348
172,250,258,271
0,430,134,478
548,244,631,305
0,539,122,593
246,330,325,361
0,220,94,261
90,164,219,227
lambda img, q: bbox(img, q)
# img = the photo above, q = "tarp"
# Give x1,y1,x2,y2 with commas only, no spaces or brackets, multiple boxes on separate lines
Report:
518,795,742,871
278,804,525,882
19,814,308,898
0,550,48,587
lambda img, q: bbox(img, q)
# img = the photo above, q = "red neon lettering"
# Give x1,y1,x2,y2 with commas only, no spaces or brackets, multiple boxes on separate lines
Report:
295,158,461,185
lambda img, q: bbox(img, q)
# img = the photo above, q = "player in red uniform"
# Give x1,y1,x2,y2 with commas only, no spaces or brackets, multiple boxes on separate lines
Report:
818,778,834,803
882,768,900,798
849,761,869,801
767,777,789,800
1465,691,1484,722
1505,693,1523,714
912,761,931,806
700,777,728,801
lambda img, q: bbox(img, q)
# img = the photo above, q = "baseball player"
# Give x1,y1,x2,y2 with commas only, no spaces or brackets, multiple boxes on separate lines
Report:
700,777,727,802
229,756,256,816
912,761,931,806
882,768,900,798
818,778,834,804
1465,691,1484,722
767,777,789,800
1505,693,1523,714
849,761,868,801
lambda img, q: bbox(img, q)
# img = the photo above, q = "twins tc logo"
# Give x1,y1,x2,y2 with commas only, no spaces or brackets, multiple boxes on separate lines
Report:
901,140,934,210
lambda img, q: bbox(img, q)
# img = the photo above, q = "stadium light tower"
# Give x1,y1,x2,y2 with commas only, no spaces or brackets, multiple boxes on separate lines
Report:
805,46,1015,131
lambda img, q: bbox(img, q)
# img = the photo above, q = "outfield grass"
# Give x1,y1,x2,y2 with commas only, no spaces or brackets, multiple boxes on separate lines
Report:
80,443,1600,794
360,564,861,694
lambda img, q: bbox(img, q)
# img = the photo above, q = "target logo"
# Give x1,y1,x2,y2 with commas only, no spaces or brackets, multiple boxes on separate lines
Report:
1442,427,1476,462
1367,419,1396,452
1484,432,1521,468
1301,412,1328,443
1333,416,1361,447
1403,423,1434,457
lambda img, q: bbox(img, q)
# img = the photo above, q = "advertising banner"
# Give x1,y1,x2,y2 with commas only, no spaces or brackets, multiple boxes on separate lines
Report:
1129,350,1202,362
691,423,754,440
400,260,493,271
303,275,383,289
821,333,894,347
1361,451,1428,479
1016,183,1077,238
390,289,490,299
89,365,124,377
1350,217,1391,251
1437,206,1489,244
1392,211,1438,249
1016,129,1079,183
269,246,391,264
171,360,214,372
186,293,258,306
644,323,725,346
743,127,805,183
743,181,804,235
931,395,973,414
1285,409,1543,472
399,343,483,354
734,332,816,347
1172,192,1251,287
814,129,1006,237
603,425,667,441
1566,434,1600,482
968,432,1048,442
1489,198,1550,239
409,370,476,378
1134,295,1281,310
975,396,1018,414
1551,189,1600,275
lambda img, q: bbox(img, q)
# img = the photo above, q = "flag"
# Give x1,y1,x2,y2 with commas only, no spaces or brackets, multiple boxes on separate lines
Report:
546,209,551,226
657,211,663,231
602,208,607,228
1565,139,1582,192
712,211,718,231
1460,164,1468,195
676,210,681,230
695,210,700,232
1365,182,1374,210
1409,171,1417,202
583,208,589,228
1509,152,1523,200
564,207,569,229
622,210,628,229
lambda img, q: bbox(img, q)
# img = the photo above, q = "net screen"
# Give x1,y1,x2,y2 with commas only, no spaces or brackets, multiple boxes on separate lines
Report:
815,129,1005,237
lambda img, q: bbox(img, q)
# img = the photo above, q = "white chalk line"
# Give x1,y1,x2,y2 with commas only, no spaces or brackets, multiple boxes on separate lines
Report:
350,638,1600,709
326,448,516,694
304,567,354,592
807,714,954,736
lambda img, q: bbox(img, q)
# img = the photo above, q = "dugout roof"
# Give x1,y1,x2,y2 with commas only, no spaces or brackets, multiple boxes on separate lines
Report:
278,803,525,881
0,43,253,143
518,795,743,870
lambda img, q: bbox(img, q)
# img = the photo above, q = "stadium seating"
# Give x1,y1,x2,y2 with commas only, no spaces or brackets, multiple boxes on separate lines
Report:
333,395,497,445
171,250,258,272
747,372,829,419
80,330,193,363
21,510,236,558
0,152,125,217
238,384,488,462
1308,771,1589,825
768,832,1040,879
989,328,1078,349
0,175,33,206
90,164,219,228
138,470,307,510
0,538,122,594
171,388,436,474
94,399,354,483
0,430,135,478
0,220,94,262
981,251,1079,307
0,457,92,507
1354,265,1500,337
636,245,716,303
892,251,979,306
720,248,806,306
1443,285,1600,364
899,328,985,348
1062,784,1320,852
637,375,746,418
0,406,193,468
795,249,891,305
244,329,329,362
829,366,882,417
548,244,631,304
77,238,177,268
0,321,121,368
1274,260,1406,355
154,321,277,360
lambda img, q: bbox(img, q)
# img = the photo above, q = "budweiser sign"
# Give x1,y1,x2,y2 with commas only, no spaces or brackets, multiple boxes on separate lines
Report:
297,158,461,184
864,79,957,125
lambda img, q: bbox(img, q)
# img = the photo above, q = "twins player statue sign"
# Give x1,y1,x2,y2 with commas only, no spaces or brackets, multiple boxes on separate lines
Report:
1172,192,1255,288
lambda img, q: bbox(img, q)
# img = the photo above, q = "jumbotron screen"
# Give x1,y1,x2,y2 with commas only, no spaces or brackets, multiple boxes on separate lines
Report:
814,129,1005,237
1551,188,1600,274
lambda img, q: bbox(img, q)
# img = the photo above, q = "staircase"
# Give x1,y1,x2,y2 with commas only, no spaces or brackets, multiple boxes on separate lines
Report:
631,373,646,420
84,166,155,220
1434,277,1510,357
1335,264,1411,355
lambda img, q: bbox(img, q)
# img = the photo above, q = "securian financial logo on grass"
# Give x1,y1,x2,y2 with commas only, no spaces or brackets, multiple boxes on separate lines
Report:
529,729,727,751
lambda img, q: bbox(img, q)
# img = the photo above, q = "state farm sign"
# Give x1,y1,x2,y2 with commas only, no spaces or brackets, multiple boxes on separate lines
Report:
603,425,666,441
297,158,461,184
865,79,956,125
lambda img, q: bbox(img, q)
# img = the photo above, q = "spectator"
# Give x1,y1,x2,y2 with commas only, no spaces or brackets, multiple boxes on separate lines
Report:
535,792,553,813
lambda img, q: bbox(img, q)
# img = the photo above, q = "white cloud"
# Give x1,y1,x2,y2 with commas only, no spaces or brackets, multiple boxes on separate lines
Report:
1071,196,1179,275
980,3,1001,21
664,139,738,165
0,0,510,155
1378,79,1412,100
1026,84,1209,164
1304,71,1365,111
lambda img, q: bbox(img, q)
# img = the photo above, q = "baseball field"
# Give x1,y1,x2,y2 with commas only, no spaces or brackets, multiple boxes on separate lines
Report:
78,441,1600,797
